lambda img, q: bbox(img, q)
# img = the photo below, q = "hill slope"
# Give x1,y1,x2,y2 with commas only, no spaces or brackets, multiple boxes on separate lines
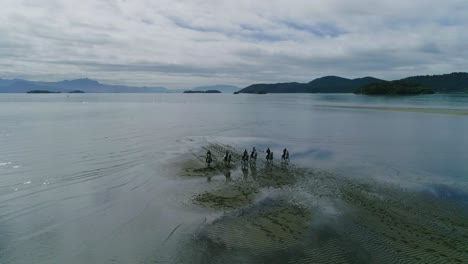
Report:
239,76,385,93
354,80,434,95
308,76,385,93
401,72,468,93
239,73,468,94
0,78,17,87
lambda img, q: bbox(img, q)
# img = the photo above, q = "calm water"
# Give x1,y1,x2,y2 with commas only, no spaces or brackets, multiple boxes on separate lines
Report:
0,93,467,263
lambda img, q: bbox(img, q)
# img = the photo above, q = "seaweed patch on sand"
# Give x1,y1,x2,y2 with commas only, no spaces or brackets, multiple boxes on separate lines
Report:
172,142,468,263
331,179,468,263
168,144,242,178
193,182,258,209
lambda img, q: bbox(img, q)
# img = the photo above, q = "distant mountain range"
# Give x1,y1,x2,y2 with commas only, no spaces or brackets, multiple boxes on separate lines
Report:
2,72,467,94
238,73,468,94
0,78,180,93
0,78,241,93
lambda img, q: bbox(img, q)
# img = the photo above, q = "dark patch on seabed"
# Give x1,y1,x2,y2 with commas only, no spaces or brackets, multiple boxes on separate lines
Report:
171,143,468,264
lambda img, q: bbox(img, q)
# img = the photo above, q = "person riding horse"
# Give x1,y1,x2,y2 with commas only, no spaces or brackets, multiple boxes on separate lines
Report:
281,148,289,162
250,147,257,162
223,150,232,165
241,149,249,166
242,149,249,161
266,148,273,162
206,150,213,166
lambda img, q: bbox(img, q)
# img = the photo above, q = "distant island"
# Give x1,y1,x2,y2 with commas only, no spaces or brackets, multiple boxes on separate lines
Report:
190,85,239,93
183,90,204,93
237,72,468,94
183,90,221,93
354,81,434,95
68,90,85,93
27,90,60,94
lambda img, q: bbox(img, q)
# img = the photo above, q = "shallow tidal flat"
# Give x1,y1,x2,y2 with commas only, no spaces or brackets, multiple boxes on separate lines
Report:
170,143,468,264
1,94,467,264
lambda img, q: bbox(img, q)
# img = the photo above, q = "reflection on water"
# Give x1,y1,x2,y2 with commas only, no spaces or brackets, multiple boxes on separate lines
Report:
249,163,258,181
242,167,248,181
223,168,232,183
0,94,467,263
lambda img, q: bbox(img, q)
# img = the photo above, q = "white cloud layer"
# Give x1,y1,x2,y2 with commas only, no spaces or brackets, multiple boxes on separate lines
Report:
1,0,467,88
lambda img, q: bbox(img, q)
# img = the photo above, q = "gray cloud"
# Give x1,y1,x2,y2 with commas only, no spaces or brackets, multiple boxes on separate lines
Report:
0,0,467,88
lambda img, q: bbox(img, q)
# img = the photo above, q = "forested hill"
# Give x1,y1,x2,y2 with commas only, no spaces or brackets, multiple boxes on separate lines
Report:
401,72,468,93
238,73,468,94
239,76,385,93
354,81,434,95
308,76,384,92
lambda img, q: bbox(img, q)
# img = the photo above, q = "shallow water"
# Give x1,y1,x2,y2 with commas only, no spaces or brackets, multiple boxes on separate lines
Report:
0,93,467,263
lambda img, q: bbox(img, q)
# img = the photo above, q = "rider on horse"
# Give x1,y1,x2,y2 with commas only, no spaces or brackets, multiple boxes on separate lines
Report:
224,150,231,163
266,148,273,161
250,147,257,161
242,149,249,165
206,150,213,165
282,148,289,161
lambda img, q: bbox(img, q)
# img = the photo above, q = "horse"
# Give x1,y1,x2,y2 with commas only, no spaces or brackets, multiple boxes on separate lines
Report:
266,151,274,163
206,152,213,167
281,149,289,163
241,150,249,167
223,151,232,166
250,148,257,164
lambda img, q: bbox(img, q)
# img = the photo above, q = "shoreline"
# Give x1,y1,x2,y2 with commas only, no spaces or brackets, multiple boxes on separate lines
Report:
318,105,468,116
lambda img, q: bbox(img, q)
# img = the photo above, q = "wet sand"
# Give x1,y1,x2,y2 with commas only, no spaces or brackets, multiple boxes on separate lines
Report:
171,143,468,264
319,105,468,116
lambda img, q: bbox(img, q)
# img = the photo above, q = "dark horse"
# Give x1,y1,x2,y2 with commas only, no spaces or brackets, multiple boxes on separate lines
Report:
281,148,290,162
241,149,249,167
250,147,257,164
206,150,213,167
266,151,274,163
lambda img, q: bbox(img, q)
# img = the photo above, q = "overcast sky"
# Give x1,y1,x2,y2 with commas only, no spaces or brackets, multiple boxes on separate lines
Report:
0,0,467,88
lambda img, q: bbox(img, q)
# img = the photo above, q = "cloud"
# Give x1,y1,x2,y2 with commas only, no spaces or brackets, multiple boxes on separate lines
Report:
0,0,467,88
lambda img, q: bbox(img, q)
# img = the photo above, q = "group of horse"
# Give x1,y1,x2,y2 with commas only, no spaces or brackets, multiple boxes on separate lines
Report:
205,147,290,168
